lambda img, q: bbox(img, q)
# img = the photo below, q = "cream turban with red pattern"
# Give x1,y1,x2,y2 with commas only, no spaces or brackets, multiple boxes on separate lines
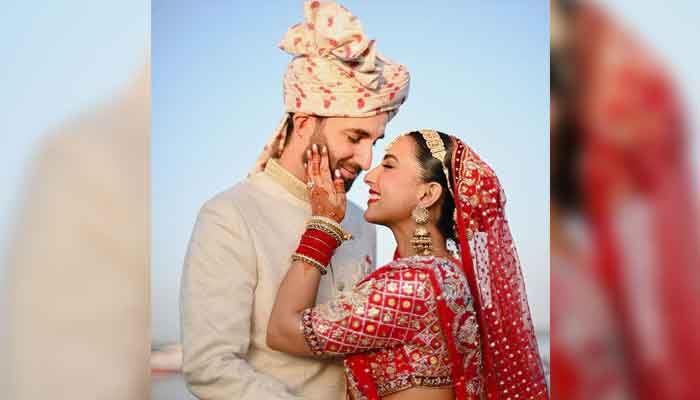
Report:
252,1,410,173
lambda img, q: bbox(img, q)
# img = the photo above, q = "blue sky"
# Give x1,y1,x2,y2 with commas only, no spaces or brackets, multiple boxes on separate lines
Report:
152,0,550,343
0,1,147,312
0,1,147,249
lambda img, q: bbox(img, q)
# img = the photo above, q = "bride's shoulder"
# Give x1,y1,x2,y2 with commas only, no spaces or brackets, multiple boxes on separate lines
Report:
354,255,462,294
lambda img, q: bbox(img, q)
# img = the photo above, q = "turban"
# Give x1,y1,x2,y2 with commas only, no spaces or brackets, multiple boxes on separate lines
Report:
252,1,410,173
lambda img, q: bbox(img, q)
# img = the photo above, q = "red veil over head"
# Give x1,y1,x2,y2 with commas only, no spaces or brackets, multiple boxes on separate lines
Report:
447,135,548,399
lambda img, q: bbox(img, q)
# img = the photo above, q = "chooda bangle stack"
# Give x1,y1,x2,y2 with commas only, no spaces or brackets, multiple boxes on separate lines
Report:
292,216,353,275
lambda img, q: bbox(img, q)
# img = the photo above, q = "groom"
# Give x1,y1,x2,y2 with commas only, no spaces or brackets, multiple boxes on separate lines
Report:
180,2,410,399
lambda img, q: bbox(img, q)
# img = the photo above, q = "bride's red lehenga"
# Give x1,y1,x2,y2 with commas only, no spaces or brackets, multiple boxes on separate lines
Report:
301,137,548,399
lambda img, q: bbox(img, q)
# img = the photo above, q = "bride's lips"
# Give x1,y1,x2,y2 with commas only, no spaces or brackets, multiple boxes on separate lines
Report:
368,189,381,204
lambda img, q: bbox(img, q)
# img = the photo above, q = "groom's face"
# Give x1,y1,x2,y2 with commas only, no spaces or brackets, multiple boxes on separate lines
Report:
306,113,389,191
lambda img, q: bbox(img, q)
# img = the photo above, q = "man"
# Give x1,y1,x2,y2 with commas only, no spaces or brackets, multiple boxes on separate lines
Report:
180,2,410,399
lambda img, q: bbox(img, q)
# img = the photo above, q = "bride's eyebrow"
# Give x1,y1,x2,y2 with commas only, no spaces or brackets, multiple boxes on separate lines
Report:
382,154,399,163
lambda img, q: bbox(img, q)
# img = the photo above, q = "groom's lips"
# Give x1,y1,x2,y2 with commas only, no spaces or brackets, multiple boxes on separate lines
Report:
340,166,357,180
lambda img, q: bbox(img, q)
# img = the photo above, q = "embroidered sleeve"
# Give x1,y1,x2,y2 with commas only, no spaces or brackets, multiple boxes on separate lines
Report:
301,267,433,357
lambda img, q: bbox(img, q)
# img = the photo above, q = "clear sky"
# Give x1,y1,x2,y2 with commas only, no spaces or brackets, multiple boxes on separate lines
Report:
0,1,147,252
152,0,550,343
0,1,147,322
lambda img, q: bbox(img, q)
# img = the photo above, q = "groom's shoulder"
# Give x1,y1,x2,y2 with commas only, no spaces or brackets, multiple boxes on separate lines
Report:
198,179,259,220
344,200,376,238
344,200,364,222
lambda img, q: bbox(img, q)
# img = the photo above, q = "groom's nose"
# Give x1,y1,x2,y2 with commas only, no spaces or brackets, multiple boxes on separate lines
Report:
353,143,372,171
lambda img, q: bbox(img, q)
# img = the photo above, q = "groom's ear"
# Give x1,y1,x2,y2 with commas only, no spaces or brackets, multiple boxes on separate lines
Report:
417,182,443,209
292,113,319,141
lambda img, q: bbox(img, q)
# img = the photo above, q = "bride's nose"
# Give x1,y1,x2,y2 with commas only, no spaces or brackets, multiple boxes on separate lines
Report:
364,165,379,185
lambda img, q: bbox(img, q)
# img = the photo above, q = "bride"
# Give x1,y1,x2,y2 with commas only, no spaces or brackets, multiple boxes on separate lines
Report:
267,130,548,400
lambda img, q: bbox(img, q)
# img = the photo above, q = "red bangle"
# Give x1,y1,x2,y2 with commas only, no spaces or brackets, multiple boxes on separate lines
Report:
297,243,332,266
303,229,338,251
298,238,332,257
293,228,339,274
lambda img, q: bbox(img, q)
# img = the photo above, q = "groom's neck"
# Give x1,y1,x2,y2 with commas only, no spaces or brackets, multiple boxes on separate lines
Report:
278,145,306,183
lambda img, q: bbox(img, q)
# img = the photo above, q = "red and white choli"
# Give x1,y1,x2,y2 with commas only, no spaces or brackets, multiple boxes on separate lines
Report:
302,255,483,399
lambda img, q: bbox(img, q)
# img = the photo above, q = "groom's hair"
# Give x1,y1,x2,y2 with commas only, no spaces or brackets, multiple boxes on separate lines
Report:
285,112,295,138
408,131,457,242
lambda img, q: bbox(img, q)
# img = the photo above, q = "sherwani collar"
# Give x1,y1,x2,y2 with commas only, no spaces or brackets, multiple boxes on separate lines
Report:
263,158,310,204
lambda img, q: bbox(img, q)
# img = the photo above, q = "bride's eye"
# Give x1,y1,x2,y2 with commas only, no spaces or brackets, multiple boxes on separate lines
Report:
382,163,393,169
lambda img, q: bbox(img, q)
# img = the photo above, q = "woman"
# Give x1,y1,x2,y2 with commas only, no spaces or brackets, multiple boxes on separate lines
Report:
267,130,548,399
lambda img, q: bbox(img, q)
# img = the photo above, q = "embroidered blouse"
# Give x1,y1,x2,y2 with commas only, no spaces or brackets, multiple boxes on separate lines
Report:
302,255,483,399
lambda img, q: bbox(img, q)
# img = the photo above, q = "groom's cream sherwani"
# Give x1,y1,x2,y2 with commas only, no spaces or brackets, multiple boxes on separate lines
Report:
181,159,376,400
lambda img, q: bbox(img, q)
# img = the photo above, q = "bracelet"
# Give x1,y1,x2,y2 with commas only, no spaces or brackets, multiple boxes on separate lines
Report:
309,216,353,241
292,253,328,275
306,223,343,245
291,216,353,276
292,227,338,275
307,216,353,243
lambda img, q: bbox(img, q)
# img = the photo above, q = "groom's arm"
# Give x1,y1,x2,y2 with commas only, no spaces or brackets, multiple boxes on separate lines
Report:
180,195,302,400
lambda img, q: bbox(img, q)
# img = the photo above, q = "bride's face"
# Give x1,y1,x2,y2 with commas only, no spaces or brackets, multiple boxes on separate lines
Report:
363,136,422,225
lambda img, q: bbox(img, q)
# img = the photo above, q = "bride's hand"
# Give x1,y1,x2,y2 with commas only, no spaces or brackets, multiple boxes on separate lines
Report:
306,144,347,223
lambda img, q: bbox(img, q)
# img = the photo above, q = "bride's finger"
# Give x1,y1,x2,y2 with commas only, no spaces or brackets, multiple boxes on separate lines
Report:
305,151,314,184
333,169,345,195
311,144,321,178
320,145,333,185
334,169,347,212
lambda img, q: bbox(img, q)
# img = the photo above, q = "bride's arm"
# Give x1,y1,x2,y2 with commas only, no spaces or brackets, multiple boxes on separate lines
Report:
274,263,431,359
266,258,324,356
269,260,433,358
266,144,347,356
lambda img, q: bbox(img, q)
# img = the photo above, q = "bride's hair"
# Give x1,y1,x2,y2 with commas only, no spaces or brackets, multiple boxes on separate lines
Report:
407,131,456,242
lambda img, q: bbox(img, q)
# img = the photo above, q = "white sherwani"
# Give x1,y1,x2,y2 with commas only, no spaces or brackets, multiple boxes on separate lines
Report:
181,159,376,400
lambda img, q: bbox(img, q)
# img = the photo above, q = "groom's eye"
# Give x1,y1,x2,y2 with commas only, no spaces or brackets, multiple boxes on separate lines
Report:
347,134,361,144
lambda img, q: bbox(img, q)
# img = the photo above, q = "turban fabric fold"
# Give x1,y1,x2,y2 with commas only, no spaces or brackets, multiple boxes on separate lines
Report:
252,1,410,173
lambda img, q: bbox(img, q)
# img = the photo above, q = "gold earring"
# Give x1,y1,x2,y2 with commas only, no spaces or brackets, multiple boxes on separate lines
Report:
411,205,433,256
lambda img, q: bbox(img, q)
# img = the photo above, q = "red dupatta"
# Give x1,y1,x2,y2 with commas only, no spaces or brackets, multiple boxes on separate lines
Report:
449,138,548,399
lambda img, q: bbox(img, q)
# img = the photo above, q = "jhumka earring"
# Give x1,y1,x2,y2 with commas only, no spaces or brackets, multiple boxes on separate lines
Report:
411,205,433,256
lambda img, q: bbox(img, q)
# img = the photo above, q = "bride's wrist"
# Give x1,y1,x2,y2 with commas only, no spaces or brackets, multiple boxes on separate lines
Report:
308,216,352,242
292,217,353,275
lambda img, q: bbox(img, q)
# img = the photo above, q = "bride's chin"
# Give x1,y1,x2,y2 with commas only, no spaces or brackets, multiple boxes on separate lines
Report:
363,209,381,224
364,210,393,228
